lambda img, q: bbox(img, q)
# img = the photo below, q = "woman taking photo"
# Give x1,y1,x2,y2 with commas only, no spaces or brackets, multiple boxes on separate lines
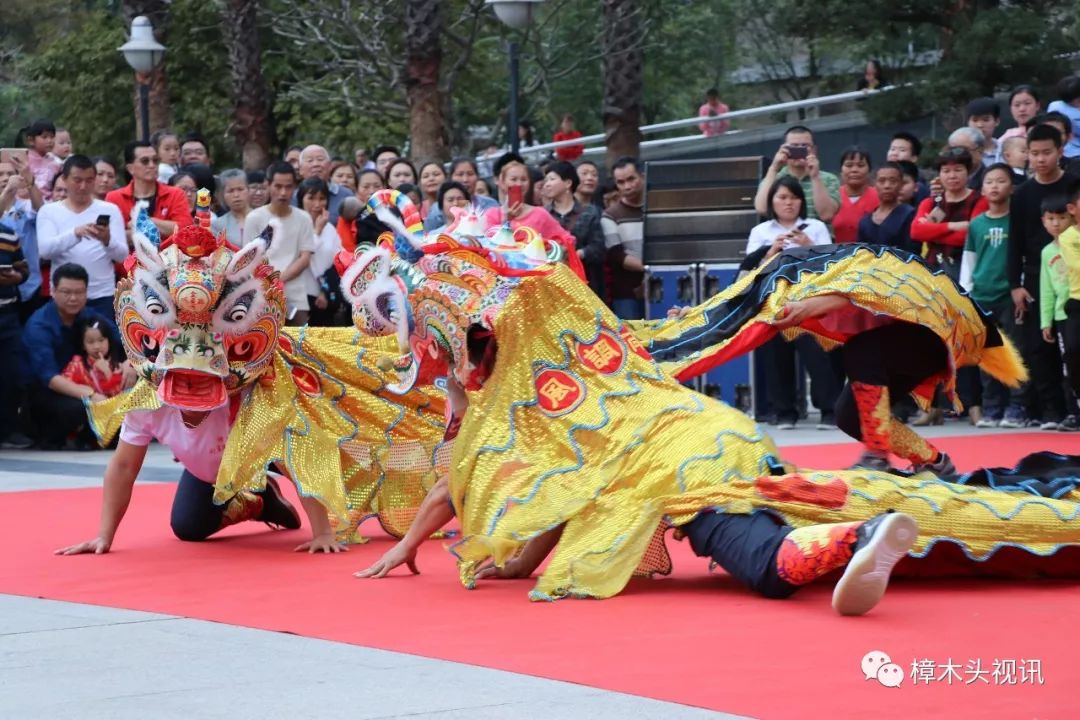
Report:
484,155,586,281
832,146,878,243
745,176,837,431
910,147,988,281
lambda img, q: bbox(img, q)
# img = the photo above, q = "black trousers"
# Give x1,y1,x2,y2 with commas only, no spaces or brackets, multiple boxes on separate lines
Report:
28,385,90,446
170,470,231,541
835,323,948,442
1020,286,1066,422
681,509,798,599
1063,299,1080,402
0,309,21,440
765,335,841,424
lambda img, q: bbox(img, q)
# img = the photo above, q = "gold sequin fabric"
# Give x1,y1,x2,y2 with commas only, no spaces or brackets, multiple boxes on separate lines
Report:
447,264,1080,601
89,327,447,541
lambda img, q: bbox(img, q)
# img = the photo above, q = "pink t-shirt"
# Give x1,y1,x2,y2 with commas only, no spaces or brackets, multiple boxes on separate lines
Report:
120,403,233,483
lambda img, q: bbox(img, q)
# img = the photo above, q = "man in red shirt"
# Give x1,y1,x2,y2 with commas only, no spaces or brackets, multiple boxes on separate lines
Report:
105,140,192,242
553,114,584,161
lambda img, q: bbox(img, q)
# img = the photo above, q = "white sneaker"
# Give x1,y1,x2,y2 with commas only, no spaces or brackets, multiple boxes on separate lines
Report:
776,421,796,430
975,418,1000,428
1040,421,1060,431
832,512,919,616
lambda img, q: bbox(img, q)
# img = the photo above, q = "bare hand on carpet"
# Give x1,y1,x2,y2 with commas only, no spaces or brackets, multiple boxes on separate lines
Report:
354,541,420,578
294,533,348,554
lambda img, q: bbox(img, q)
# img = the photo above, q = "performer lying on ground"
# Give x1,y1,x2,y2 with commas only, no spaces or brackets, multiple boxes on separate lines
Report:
342,211,1080,616
57,205,449,555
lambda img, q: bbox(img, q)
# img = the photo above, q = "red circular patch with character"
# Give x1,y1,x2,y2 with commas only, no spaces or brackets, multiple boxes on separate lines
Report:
534,368,585,416
575,330,626,375
290,365,321,396
619,325,652,361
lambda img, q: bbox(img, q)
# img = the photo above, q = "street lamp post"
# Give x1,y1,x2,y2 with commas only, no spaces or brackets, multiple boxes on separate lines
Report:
119,16,166,143
485,0,544,154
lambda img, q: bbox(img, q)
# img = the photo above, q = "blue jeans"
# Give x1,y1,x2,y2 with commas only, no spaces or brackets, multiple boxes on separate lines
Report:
611,297,645,321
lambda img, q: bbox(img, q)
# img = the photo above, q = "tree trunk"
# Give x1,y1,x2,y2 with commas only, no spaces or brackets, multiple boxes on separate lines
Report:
222,0,275,171
602,0,644,169
405,0,448,161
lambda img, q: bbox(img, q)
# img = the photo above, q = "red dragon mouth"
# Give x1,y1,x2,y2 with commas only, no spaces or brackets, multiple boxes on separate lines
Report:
158,370,228,411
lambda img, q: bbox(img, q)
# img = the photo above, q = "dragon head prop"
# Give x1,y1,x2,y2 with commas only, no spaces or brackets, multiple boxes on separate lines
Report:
116,210,286,411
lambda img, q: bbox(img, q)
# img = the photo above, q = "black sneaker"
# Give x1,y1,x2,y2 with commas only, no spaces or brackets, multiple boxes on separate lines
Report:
0,432,34,450
911,452,956,478
258,473,302,530
1058,415,1079,432
832,512,918,616
850,450,893,472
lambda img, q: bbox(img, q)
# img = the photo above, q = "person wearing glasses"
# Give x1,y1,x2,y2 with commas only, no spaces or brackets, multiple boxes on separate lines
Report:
105,140,193,244
754,125,841,224
21,263,134,448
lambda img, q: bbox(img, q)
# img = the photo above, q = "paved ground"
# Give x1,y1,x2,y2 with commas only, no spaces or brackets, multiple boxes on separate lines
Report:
0,420,1047,719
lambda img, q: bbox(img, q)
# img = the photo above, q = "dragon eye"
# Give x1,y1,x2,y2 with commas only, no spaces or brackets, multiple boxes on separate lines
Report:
146,297,165,314
225,291,255,323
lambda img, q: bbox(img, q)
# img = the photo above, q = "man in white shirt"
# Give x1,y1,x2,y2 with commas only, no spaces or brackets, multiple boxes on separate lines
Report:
36,155,127,324
243,162,314,326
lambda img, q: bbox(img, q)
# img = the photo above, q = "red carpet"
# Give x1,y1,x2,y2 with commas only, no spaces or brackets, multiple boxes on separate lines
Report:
2,431,1079,719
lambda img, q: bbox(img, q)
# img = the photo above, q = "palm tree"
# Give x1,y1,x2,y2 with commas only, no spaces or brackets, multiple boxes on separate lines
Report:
221,0,275,171
602,0,644,168
405,0,449,161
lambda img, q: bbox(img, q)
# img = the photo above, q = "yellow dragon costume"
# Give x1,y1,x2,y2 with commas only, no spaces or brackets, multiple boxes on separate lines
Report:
340,228,1080,606
89,203,446,541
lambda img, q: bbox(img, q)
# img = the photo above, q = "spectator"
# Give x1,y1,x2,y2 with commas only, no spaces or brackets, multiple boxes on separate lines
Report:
754,126,840,223
427,181,470,234
1001,137,1029,182
960,164,1024,427
0,222,32,448
1034,111,1080,177
1007,124,1076,428
354,148,375,172
373,145,400,178
543,161,606,299
386,158,417,190
168,170,198,216
1036,195,1075,431
601,157,646,319
747,176,838,430
340,170,389,253
833,146,878,243
553,114,585,160
484,153,584,281
21,263,130,448
911,147,988,282
356,168,385,206
575,160,601,208
1047,75,1080,159
857,162,914,251
856,59,886,91
0,155,45,318
243,162,314,326
105,141,192,241
396,182,422,208
966,97,1002,166
61,318,127,400
246,169,269,209
887,132,929,204
51,128,72,163
209,169,250,246
1057,182,1080,429
297,144,352,223
698,88,730,137
948,126,989,191
181,164,216,201
417,161,447,220
1002,86,1041,141
152,129,181,183
284,145,302,171
50,173,68,202
296,177,343,328
18,118,61,200
424,158,498,231
475,178,494,199
896,160,922,207
517,121,539,159
36,156,127,322
330,161,358,192
90,156,118,200
179,132,212,170
746,176,832,254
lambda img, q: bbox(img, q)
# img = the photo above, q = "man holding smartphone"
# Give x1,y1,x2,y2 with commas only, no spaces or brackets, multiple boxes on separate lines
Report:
35,155,127,325
754,126,841,225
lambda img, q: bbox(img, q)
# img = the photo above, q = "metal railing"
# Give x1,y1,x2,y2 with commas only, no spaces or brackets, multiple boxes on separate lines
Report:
481,85,904,163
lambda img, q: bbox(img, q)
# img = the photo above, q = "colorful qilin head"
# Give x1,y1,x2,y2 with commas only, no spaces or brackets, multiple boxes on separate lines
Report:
116,216,286,411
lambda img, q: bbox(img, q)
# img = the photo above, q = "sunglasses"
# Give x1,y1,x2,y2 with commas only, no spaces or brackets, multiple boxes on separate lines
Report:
134,156,159,166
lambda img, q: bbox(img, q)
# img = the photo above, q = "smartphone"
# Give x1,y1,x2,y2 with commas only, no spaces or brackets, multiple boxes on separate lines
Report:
508,184,523,207
0,148,28,166
96,214,111,227
786,145,808,160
